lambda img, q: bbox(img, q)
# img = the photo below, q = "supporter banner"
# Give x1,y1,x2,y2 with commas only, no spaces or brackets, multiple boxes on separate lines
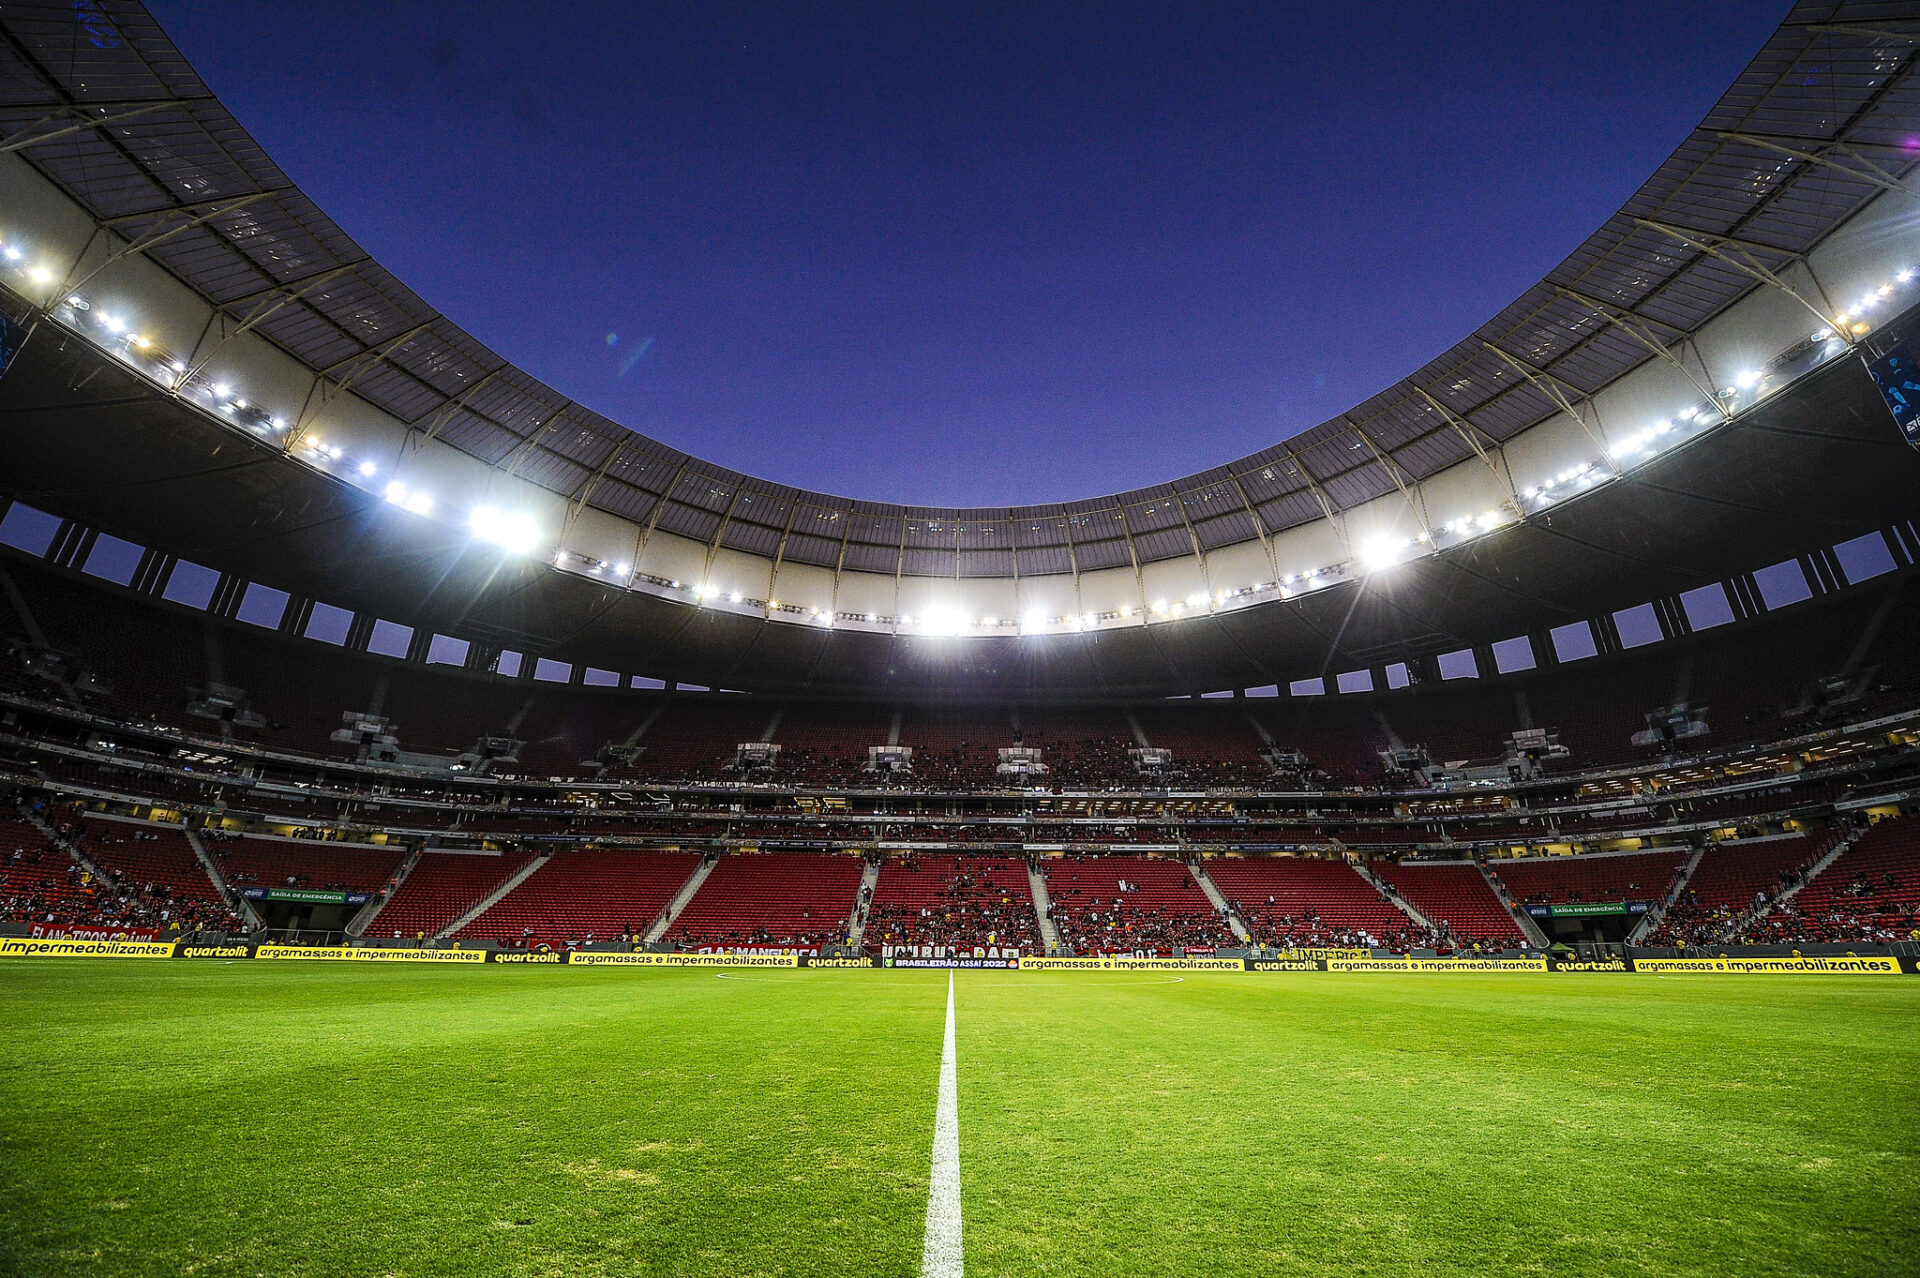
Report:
568,952,799,968
252,944,487,963
29,924,161,941
885,956,1022,969
801,956,881,969
175,942,256,959
1631,954,1906,975
1326,956,1549,973
241,888,371,906
0,936,176,959
1020,956,1247,972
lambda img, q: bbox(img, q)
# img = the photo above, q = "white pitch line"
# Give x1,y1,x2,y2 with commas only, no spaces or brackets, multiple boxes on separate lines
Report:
922,970,964,1278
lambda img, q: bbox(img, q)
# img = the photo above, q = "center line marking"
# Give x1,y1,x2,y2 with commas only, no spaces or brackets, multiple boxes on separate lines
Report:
922,970,963,1278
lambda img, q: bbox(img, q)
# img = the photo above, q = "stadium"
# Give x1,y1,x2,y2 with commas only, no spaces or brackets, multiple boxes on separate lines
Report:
0,2,1917,1275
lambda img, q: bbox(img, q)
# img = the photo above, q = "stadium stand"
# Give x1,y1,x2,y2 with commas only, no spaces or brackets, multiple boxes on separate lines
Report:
1747,817,1920,944
1370,861,1528,945
1044,855,1233,954
456,849,701,946
666,851,866,950
372,850,536,941
1204,856,1411,947
864,854,1041,953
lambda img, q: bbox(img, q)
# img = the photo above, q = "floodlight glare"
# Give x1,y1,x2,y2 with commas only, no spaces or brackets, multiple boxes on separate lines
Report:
468,504,540,554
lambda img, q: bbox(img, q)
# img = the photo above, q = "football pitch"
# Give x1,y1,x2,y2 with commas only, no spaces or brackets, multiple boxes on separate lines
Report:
0,965,1915,1278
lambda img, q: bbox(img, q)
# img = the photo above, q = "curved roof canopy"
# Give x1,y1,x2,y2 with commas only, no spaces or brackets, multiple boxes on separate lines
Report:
2,1,1918,583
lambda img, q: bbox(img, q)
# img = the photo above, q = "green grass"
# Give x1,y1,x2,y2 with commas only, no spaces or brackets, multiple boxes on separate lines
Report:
0,965,1915,1278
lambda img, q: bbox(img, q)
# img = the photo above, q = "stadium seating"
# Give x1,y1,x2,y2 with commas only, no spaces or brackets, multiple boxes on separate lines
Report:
666,851,866,949
371,850,535,940
1491,849,1689,907
73,814,242,932
1645,831,1837,946
864,854,1040,953
1749,817,1920,943
1044,855,1232,954
204,835,405,894
458,849,701,945
1204,856,1410,945
1370,861,1527,944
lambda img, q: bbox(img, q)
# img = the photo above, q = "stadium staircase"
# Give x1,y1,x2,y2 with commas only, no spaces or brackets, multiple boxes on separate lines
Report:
847,859,880,948
183,827,258,930
642,853,717,943
1726,829,1855,940
436,853,550,939
24,808,113,889
1189,859,1250,943
347,845,421,937
1475,860,1548,947
1027,860,1062,954
1627,845,1706,944
1363,861,1440,933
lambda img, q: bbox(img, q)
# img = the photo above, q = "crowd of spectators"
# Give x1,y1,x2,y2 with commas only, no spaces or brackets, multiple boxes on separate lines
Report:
0,796,244,935
862,853,1041,953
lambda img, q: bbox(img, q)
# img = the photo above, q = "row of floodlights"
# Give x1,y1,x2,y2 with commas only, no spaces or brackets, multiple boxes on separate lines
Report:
6,228,1914,629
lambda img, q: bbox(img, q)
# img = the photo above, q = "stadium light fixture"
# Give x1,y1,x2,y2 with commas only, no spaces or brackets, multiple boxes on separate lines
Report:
25,265,49,284
358,461,377,477
2,246,19,261
384,481,433,516
1359,535,1405,571
920,603,969,636
469,505,540,554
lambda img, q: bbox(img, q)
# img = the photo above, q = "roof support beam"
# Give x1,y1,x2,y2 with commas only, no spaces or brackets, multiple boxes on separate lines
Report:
59,189,282,300
0,100,185,155
1408,385,1522,507
1630,217,1839,332
1553,286,1729,421
283,321,437,451
1348,423,1439,534
1479,342,1622,474
180,266,359,389
1717,131,1920,202
405,366,508,450
1280,447,1349,551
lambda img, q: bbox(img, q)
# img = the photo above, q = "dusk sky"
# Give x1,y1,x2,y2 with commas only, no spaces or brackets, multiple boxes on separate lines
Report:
148,1,1786,508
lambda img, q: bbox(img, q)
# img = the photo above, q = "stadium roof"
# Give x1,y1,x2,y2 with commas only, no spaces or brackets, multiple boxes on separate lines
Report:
2,1,1919,581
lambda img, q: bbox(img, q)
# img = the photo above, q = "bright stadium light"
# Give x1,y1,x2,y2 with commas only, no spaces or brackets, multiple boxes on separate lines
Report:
358,461,378,477
920,603,969,636
1359,535,1405,571
469,505,541,554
